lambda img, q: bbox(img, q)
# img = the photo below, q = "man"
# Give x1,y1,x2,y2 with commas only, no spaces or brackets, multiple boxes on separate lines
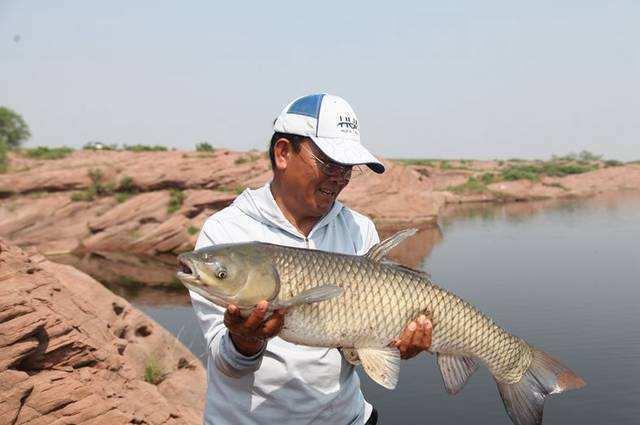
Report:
190,93,432,424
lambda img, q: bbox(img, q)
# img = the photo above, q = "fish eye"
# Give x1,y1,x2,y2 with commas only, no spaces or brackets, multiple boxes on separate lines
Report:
217,270,227,279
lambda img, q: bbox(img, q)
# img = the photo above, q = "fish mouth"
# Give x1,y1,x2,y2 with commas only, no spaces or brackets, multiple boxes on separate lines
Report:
176,258,198,282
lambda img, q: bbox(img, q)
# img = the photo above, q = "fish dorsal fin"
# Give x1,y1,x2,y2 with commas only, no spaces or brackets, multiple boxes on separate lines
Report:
357,346,401,389
270,285,343,310
365,228,418,262
437,353,479,395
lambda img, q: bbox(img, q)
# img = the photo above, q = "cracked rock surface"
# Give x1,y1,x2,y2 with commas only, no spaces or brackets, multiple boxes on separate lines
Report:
0,239,206,424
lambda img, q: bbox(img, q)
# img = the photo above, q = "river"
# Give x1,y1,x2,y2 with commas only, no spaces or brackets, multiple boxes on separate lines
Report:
68,191,640,424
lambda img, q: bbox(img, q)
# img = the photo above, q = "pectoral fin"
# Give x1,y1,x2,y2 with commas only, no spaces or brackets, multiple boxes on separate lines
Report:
271,285,343,310
437,353,479,395
357,346,401,389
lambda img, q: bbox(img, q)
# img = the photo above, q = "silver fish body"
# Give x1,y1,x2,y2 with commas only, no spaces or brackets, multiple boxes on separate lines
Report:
177,229,585,425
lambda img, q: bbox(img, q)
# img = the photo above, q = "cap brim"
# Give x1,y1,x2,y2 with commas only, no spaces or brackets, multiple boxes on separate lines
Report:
310,136,385,174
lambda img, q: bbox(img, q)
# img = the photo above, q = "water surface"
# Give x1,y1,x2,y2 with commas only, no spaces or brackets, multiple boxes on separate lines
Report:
110,192,640,424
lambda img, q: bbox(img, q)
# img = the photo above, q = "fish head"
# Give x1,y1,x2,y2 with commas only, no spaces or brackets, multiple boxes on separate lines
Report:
176,243,279,309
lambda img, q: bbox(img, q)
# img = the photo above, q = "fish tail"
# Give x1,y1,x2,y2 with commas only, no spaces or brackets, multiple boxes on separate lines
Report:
496,348,586,425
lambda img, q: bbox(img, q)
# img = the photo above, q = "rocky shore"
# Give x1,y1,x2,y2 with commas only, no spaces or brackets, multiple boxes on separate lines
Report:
1,149,638,259
0,239,206,424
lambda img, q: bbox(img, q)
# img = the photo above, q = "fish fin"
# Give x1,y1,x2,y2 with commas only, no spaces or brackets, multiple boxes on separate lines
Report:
365,228,418,262
496,348,586,425
271,285,343,309
357,346,401,389
340,348,361,365
437,353,479,395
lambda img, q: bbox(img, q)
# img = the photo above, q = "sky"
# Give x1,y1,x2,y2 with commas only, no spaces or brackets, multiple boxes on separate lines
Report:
1,1,639,160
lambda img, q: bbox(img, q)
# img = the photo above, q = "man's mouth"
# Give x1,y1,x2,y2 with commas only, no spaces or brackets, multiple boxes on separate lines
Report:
318,188,335,197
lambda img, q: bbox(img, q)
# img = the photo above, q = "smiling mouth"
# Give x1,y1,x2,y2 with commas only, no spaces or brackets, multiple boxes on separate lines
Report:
318,188,335,197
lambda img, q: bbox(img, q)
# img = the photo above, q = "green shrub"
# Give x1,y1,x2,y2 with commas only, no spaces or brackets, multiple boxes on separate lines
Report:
123,144,167,152
440,160,452,170
115,192,131,203
447,177,488,194
501,165,541,181
234,152,261,165
0,139,7,173
118,175,136,193
143,355,165,385
480,173,495,184
604,159,623,167
167,189,184,213
393,159,437,167
196,142,215,152
24,146,73,159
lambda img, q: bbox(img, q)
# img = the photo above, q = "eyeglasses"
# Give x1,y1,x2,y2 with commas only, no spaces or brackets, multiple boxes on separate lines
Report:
301,144,363,180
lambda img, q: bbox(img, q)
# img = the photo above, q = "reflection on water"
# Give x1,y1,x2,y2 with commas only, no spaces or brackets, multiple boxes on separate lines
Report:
51,191,640,424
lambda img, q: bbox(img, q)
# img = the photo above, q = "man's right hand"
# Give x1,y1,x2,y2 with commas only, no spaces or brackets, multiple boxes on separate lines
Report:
224,300,286,356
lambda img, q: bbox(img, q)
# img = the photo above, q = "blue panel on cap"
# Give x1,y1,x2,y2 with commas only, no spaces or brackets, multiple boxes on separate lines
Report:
287,94,325,118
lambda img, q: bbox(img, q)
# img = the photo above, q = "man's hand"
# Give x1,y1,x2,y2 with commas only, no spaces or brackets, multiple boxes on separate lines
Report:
391,314,432,360
224,300,286,357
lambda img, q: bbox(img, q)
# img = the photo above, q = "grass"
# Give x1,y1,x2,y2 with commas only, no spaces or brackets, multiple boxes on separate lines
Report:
167,189,184,213
500,161,598,181
196,142,215,152
393,158,438,167
447,176,488,194
23,146,74,159
123,144,167,152
234,152,262,165
143,355,165,385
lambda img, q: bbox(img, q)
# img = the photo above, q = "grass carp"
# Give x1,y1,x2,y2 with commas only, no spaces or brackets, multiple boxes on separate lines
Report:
177,229,585,425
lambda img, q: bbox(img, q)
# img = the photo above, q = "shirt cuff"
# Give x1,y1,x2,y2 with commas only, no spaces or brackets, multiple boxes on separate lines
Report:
216,330,266,374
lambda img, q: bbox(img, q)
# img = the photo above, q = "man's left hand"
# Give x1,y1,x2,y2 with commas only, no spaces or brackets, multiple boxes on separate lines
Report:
391,314,432,360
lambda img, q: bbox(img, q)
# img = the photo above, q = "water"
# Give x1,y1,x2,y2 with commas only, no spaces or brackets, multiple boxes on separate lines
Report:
104,192,640,424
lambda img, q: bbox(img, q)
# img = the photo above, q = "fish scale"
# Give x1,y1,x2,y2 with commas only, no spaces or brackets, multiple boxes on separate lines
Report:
178,228,585,425
270,243,530,383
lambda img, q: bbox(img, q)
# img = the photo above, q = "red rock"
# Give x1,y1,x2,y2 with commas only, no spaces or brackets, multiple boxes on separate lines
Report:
0,239,206,424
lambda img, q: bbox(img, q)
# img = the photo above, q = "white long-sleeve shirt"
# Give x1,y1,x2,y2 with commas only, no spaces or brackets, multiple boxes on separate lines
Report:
189,182,380,425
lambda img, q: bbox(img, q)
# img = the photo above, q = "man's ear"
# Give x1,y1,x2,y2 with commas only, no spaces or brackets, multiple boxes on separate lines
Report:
273,138,293,171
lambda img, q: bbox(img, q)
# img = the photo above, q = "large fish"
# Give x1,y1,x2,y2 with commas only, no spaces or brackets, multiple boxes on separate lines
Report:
177,229,585,425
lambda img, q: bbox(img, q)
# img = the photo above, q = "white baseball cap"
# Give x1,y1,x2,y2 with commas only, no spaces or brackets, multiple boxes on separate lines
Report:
273,93,385,174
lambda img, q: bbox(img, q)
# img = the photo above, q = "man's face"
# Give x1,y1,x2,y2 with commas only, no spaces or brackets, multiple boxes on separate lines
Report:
280,139,352,219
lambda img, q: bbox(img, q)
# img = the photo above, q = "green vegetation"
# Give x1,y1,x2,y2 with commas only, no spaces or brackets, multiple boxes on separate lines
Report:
439,160,452,170
393,158,438,167
0,107,31,148
447,176,488,194
604,159,623,167
71,168,115,202
115,192,131,203
196,141,215,152
118,175,136,193
143,355,165,385
480,172,496,185
123,144,167,152
23,146,74,160
0,139,7,173
187,225,199,235
167,189,184,213
234,152,262,165
500,160,598,181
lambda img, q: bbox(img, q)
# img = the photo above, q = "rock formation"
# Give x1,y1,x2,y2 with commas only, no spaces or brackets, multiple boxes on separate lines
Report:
0,239,206,424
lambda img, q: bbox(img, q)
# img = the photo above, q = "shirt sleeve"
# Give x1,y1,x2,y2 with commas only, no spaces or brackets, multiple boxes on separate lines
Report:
189,219,266,378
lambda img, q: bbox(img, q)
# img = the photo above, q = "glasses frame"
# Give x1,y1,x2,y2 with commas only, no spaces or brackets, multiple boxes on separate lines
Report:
300,144,362,180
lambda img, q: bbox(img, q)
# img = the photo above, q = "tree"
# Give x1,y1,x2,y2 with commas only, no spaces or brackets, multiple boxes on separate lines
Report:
0,107,31,148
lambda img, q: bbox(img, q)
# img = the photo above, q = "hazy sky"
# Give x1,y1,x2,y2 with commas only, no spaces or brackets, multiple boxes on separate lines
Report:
1,1,639,160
